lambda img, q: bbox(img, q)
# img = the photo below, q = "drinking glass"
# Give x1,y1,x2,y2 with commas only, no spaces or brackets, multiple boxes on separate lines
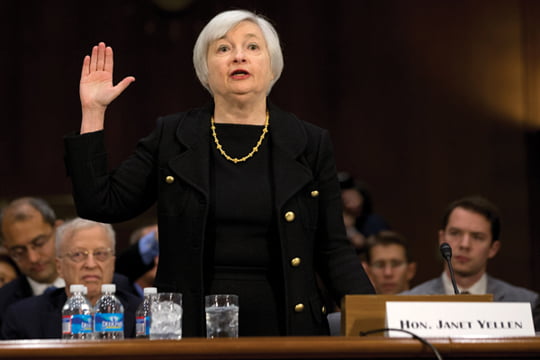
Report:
205,294,239,338
150,292,182,340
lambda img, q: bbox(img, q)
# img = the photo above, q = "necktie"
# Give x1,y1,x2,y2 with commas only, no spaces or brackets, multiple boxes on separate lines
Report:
43,286,57,295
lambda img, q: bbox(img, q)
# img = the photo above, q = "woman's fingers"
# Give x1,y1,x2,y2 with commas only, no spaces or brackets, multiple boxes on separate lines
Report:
85,42,108,74
104,45,114,73
96,42,106,71
80,42,134,108
115,76,136,95
89,44,98,72
81,55,90,78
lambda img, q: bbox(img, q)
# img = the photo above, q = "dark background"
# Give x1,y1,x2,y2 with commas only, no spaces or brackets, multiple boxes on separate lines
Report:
1,0,539,292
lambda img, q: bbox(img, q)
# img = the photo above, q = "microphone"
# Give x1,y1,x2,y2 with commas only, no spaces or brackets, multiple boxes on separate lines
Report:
439,242,460,295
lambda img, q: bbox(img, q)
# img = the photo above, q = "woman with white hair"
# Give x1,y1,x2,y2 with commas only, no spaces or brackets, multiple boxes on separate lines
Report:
65,9,374,337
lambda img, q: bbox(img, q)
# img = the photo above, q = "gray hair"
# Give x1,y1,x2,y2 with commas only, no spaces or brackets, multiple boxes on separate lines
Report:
193,9,284,95
55,218,116,254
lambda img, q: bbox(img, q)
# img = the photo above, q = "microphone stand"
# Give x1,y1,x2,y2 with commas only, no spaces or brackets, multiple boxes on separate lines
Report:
440,242,460,295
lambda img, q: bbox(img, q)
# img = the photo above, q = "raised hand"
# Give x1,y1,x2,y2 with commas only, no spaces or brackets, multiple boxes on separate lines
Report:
79,42,135,133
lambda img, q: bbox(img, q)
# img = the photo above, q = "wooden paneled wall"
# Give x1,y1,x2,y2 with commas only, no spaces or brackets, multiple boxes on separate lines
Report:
0,0,538,291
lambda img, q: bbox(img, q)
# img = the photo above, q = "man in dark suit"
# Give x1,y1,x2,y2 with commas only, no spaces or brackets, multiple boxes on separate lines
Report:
0,197,153,335
1,218,141,339
0,198,66,330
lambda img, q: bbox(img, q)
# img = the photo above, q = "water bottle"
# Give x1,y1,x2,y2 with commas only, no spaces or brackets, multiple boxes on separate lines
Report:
94,284,124,339
62,284,93,339
135,287,158,338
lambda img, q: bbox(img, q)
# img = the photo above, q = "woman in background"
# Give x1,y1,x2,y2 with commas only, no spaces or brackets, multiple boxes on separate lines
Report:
0,252,20,288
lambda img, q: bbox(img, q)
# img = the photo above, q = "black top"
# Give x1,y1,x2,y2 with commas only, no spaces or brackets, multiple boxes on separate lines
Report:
206,123,283,336
64,101,376,337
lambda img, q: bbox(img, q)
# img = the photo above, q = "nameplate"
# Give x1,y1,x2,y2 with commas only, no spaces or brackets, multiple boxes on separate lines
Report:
385,301,534,338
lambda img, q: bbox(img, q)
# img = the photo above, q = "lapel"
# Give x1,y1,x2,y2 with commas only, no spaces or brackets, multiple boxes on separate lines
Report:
485,275,503,301
267,102,313,209
17,276,34,299
41,289,66,338
168,104,213,201
436,276,446,294
166,101,314,209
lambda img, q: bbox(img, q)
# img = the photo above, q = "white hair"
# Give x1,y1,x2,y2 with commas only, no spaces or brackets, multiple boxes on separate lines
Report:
55,217,116,254
193,9,284,95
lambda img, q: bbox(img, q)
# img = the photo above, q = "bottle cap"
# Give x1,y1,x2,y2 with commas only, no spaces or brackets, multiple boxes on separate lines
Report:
143,287,158,295
101,283,116,293
70,284,85,293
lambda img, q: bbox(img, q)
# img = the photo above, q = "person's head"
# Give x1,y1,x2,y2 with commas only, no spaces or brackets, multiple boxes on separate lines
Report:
439,196,501,279
362,230,416,294
129,223,158,245
193,9,284,96
338,172,374,218
55,218,116,305
0,252,21,287
0,197,60,284
129,223,159,289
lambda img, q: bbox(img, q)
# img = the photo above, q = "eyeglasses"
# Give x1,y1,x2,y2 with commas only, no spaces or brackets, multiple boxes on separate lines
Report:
7,233,53,262
61,248,114,263
370,260,407,270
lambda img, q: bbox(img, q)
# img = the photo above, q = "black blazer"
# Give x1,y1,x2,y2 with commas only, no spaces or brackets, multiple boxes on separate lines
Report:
1,286,141,339
64,101,375,337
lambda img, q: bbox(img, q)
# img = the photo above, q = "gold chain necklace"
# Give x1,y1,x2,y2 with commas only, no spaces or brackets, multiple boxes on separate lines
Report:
210,111,269,163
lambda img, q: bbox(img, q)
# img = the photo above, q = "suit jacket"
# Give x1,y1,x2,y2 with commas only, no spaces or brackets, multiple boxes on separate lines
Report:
64,101,375,337
1,287,141,340
404,274,539,305
0,276,33,333
0,273,138,339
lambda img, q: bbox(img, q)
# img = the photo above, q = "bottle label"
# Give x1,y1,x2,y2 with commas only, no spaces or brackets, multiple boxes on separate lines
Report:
94,313,124,332
62,315,93,334
136,316,151,336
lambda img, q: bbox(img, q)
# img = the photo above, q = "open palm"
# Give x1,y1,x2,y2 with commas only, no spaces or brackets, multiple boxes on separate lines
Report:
80,42,134,110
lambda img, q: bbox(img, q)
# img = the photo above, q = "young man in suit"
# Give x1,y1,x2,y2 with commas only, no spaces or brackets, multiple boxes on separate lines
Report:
1,218,141,339
405,196,538,307
0,198,66,330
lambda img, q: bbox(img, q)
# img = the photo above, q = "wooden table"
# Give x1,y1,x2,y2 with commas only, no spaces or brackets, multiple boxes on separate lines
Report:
1,336,539,360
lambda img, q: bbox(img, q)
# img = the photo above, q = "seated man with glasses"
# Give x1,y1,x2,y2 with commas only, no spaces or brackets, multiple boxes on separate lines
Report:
0,197,156,337
362,230,417,295
1,218,142,339
327,230,416,335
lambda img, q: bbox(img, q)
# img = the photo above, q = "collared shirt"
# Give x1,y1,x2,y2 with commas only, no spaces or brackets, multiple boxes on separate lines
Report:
27,276,66,296
441,272,487,295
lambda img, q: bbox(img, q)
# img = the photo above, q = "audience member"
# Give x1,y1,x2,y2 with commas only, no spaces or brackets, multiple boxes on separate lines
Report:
1,218,141,339
0,197,66,329
533,299,540,333
362,230,416,294
338,172,390,252
404,196,539,308
115,224,158,296
0,252,20,288
125,224,158,297
0,196,152,331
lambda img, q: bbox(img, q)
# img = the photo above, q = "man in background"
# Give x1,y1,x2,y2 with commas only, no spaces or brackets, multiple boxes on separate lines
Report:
362,230,416,294
1,218,141,339
0,197,157,333
0,198,65,329
117,223,158,297
405,196,538,306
